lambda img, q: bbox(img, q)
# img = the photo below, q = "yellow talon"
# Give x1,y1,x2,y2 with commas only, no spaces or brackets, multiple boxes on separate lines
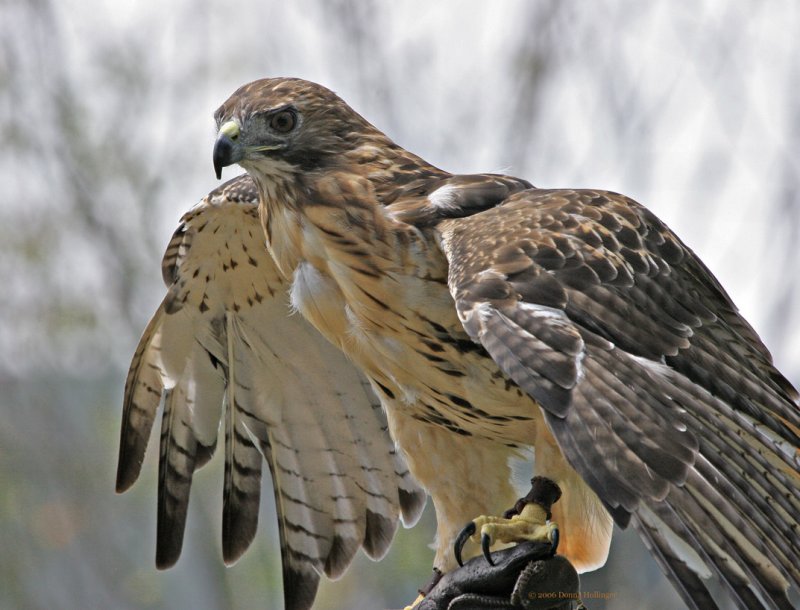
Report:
454,476,562,566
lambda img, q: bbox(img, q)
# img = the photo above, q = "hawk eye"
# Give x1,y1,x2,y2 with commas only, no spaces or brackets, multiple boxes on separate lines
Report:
270,110,297,134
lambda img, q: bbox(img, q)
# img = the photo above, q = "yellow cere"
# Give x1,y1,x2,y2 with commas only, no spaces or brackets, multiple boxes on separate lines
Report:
219,120,240,139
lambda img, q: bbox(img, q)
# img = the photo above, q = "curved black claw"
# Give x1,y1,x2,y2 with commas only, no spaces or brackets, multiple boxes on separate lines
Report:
550,527,560,556
481,532,495,566
454,521,476,567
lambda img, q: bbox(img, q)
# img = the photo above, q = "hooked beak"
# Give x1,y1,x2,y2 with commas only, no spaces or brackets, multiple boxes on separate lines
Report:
213,120,242,179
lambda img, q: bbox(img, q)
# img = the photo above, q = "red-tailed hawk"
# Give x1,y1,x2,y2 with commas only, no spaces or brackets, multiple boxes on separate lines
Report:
119,77,800,610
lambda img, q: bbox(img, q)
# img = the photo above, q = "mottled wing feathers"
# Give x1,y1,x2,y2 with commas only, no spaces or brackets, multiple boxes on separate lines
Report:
117,307,166,493
117,175,424,610
438,188,800,608
388,173,533,227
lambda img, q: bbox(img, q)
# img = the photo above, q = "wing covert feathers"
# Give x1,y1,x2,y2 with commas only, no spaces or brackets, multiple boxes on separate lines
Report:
117,175,424,610
439,188,800,609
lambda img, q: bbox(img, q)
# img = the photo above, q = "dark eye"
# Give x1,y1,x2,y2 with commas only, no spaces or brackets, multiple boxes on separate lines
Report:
270,110,297,133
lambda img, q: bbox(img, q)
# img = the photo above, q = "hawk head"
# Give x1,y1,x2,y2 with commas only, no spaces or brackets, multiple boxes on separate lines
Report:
212,77,376,179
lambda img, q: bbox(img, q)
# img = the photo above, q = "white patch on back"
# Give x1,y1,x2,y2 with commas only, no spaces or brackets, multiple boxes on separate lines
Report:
428,184,459,210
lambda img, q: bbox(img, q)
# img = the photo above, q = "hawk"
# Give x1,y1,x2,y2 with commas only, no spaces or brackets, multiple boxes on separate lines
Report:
119,77,800,610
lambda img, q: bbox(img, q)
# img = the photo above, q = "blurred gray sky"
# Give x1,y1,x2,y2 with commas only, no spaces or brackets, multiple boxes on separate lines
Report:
1,1,798,609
